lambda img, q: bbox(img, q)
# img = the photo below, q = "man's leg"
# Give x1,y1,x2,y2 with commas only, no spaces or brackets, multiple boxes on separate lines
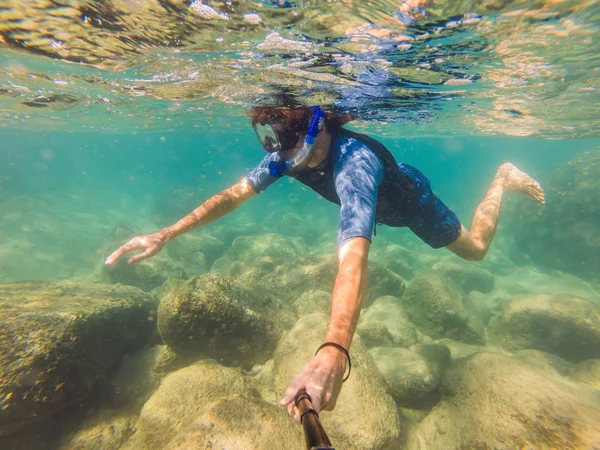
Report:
446,163,545,261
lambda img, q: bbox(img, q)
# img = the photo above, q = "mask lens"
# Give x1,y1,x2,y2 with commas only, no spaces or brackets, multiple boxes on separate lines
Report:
254,123,280,152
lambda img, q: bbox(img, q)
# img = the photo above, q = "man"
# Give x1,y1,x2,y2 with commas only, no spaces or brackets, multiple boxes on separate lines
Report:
105,105,544,423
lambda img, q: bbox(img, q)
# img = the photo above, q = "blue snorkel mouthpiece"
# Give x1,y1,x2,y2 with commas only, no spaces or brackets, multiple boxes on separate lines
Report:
268,106,324,178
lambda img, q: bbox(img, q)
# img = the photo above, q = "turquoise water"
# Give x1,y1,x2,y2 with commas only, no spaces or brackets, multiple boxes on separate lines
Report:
1,1,600,449
2,129,595,282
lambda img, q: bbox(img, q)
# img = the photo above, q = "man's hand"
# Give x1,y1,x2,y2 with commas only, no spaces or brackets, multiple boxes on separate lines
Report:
104,231,169,265
279,346,347,423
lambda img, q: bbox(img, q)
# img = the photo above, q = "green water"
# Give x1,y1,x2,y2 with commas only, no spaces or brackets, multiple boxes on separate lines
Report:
1,1,600,449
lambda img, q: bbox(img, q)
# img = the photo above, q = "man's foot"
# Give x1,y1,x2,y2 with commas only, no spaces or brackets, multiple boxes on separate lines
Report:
499,163,545,204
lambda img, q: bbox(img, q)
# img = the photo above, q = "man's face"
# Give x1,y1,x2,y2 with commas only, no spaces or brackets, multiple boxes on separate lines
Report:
253,118,305,156
270,122,305,159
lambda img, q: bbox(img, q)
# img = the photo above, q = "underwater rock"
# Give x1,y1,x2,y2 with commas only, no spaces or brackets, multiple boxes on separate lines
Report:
209,220,266,247
369,344,451,409
123,360,260,449
407,353,600,450
187,233,227,266
239,254,406,308
273,313,402,450
511,349,574,378
0,281,157,436
109,345,176,411
369,243,417,279
569,359,600,389
464,290,494,325
230,232,302,261
294,289,331,316
166,233,227,275
401,272,485,344
99,224,188,291
252,358,277,405
101,254,188,292
433,338,501,360
510,151,600,282
58,411,137,450
488,293,600,362
357,319,394,348
157,274,286,367
164,395,304,449
432,261,495,294
211,232,303,275
357,295,418,348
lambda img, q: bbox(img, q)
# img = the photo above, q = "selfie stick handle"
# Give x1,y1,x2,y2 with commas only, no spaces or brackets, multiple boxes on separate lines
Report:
294,389,334,450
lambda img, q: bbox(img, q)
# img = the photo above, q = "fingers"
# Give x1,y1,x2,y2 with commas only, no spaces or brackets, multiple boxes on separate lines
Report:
306,382,324,413
128,247,155,264
104,240,141,265
280,370,308,407
287,402,300,424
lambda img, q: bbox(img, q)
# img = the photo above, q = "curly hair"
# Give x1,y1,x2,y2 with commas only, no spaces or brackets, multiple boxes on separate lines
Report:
246,106,353,132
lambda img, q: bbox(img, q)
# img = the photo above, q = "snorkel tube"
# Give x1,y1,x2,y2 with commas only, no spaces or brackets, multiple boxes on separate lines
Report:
268,106,325,177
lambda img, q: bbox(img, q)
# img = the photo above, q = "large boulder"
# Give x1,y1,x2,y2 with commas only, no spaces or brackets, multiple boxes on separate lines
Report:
511,349,574,378
238,254,406,308
123,360,260,449
211,233,303,275
369,344,451,409
58,411,138,450
407,353,600,449
164,395,304,449
109,345,176,411
510,150,600,282
488,293,600,362
294,289,331,316
157,274,288,367
401,272,485,344
370,243,417,279
432,261,495,294
357,296,417,348
0,281,157,436
167,233,226,268
569,359,600,389
208,218,265,247
274,313,402,450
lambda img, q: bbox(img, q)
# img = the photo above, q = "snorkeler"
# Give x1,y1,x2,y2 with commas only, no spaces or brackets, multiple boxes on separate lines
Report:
105,105,545,424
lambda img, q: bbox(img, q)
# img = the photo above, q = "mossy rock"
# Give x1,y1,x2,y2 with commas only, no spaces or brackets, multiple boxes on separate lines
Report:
401,272,485,344
488,293,600,362
407,353,600,449
0,281,158,436
239,254,406,307
157,274,287,367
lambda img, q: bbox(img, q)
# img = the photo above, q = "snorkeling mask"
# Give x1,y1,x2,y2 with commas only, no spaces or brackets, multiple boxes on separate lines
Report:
253,120,302,153
257,106,325,177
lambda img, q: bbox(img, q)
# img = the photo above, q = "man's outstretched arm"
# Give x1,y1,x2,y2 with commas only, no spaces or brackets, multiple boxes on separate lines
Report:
163,178,256,240
105,178,256,265
279,236,370,422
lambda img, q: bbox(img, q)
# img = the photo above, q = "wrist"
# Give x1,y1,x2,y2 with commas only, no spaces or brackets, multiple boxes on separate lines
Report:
315,341,351,382
324,329,352,350
159,227,175,242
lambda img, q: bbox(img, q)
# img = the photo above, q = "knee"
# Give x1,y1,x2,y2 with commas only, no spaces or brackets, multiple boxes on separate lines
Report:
455,241,487,261
467,242,487,261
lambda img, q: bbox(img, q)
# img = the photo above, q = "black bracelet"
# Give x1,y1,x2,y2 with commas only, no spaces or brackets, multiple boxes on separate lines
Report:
315,342,351,383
